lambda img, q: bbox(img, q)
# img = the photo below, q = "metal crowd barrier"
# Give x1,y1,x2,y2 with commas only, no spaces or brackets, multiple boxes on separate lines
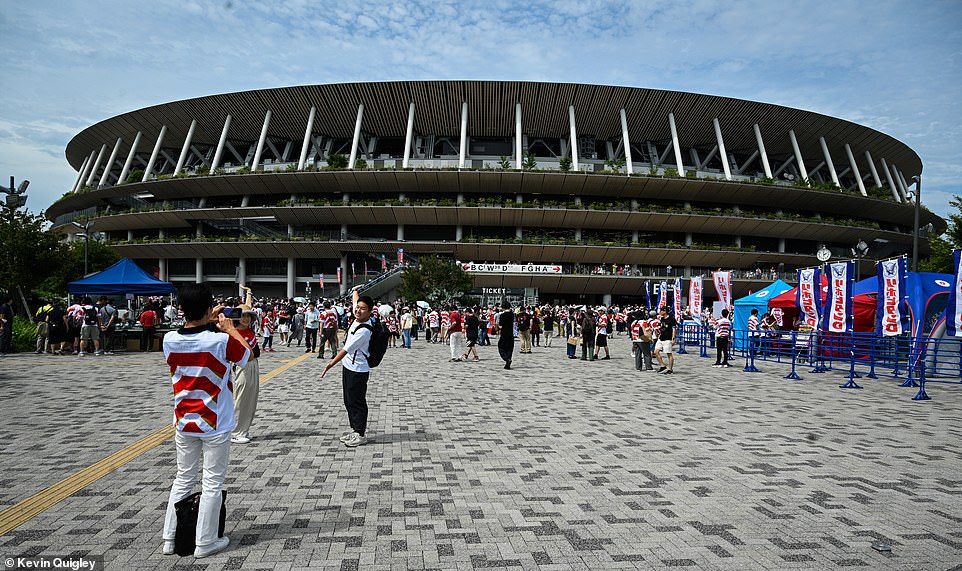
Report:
675,322,962,400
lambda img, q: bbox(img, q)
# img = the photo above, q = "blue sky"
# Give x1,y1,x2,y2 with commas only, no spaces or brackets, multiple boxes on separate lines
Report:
1,0,960,223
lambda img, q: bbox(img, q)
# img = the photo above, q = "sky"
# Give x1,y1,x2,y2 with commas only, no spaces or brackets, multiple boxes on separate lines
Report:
1,0,961,224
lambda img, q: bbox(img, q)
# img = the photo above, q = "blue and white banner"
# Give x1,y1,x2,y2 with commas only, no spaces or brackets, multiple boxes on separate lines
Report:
822,261,854,333
673,277,683,319
796,267,821,328
656,280,667,311
644,280,651,309
876,257,909,336
948,249,962,337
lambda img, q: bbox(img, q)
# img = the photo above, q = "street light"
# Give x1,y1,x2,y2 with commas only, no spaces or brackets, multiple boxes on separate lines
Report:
851,239,869,278
909,175,921,272
70,220,92,276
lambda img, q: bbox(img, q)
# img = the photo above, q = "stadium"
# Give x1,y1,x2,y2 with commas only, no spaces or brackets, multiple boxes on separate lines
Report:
46,81,944,304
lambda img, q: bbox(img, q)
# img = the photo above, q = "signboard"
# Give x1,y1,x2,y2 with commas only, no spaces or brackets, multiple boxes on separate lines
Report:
471,287,531,308
461,262,562,274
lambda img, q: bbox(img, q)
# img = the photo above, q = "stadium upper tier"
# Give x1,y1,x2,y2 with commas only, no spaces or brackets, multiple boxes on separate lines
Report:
48,81,943,301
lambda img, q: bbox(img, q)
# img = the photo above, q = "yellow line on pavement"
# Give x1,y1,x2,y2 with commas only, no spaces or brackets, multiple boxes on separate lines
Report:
0,352,314,536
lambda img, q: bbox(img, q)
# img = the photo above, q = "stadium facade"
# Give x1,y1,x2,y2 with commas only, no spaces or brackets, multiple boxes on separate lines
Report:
47,81,944,303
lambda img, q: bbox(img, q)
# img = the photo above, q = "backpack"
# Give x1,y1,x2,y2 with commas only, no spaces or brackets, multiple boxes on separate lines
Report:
83,306,98,326
355,321,390,368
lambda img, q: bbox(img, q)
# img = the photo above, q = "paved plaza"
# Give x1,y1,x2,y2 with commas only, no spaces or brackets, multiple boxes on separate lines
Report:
0,335,960,570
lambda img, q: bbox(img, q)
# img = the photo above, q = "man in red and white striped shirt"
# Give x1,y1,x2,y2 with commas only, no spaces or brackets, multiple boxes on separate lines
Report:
162,283,251,558
713,308,732,367
747,308,760,356
318,301,340,359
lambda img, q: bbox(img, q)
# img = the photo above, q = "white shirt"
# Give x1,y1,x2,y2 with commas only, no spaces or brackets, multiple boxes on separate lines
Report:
343,320,373,373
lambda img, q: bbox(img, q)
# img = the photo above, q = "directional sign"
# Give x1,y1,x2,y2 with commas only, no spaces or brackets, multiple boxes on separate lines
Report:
461,262,562,274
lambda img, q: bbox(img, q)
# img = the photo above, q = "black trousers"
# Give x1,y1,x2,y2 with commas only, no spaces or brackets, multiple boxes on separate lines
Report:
498,335,514,364
342,367,370,436
715,336,730,365
305,328,318,351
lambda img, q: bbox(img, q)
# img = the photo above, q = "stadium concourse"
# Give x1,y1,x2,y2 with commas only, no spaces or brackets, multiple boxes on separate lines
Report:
0,332,960,570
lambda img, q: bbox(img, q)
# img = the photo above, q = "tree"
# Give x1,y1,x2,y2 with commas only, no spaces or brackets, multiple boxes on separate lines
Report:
36,238,119,297
397,256,474,307
947,195,962,247
522,152,537,171
0,206,63,312
326,154,348,169
559,156,572,172
918,236,954,273
497,156,511,170
604,156,626,173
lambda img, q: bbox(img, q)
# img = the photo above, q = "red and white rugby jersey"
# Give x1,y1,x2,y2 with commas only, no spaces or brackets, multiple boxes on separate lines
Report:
641,318,656,337
440,311,450,327
630,321,643,341
322,309,338,328
164,326,250,437
428,312,439,327
716,317,732,338
748,315,759,331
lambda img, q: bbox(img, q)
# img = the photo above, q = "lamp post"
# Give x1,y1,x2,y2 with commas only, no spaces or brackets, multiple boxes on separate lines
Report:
910,175,921,273
851,239,869,278
70,220,92,276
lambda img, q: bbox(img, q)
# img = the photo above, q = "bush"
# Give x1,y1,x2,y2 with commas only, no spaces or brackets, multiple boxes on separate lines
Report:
663,167,679,178
124,169,144,184
12,315,36,353
326,154,348,169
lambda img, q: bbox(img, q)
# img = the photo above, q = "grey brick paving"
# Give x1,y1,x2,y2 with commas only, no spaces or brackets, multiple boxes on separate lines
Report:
1,336,961,569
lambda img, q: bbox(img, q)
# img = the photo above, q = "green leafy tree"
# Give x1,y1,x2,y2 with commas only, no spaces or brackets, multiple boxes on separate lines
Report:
326,154,348,169
36,239,119,297
919,235,954,273
0,206,63,313
559,156,572,172
354,158,368,170
604,156,626,173
397,256,474,307
497,156,511,170
947,195,962,247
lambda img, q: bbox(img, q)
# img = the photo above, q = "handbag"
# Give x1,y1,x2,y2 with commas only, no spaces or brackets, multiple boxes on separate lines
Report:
567,336,579,345
173,490,227,556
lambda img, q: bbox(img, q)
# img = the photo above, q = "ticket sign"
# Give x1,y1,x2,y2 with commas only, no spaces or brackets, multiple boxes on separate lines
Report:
461,262,562,274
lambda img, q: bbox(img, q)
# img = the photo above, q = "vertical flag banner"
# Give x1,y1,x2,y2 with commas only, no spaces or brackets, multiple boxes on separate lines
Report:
877,257,908,336
336,267,342,284
644,280,651,309
381,254,388,272
712,271,732,311
823,261,854,333
689,276,703,318
656,281,667,311
948,249,962,337
398,248,404,265
351,262,356,280
796,268,821,328
319,273,325,289
364,260,368,277
673,277,683,319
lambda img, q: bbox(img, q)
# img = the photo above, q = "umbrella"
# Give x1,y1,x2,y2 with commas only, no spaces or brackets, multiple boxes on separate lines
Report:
378,304,395,316
293,296,306,303
416,300,430,309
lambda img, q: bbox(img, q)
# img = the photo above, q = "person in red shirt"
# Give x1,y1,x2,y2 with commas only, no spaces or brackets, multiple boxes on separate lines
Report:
447,306,463,361
139,303,159,352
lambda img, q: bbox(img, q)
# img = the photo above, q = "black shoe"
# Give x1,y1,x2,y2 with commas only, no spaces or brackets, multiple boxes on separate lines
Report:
657,366,667,373
602,356,610,360
317,354,324,359
665,370,673,374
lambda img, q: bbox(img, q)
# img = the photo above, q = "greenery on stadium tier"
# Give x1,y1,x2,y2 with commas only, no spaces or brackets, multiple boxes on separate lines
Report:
396,255,474,307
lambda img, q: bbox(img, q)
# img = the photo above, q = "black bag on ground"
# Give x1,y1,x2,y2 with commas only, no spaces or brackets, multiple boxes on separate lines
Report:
356,321,390,367
173,490,227,556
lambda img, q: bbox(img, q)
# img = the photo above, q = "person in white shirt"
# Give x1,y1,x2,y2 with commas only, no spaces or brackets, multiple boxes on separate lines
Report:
321,286,374,447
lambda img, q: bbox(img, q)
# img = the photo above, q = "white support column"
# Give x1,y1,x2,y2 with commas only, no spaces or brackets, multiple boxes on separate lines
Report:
142,125,167,182
880,158,902,202
251,110,272,171
237,258,247,294
819,137,840,186
864,151,881,187
348,104,364,169
893,164,909,200
298,106,317,170
118,131,142,185
753,124,773,179
286,257,295,299
669,113,684,173
78,150,97,189
458,101,468,168
898,168,912,201
789,130,808,180
99,137,124,187
620,109,633,175
402,102,415,168
86,144,108,187
70,155,90,193
568,105,579,171
158,258,168,282
456,226,463,241
174,120,197,175
340,255,348,296
397,224,404,240
516,103,523,170
210,115,232,172
844,144,867,196
195,258,203,284
713,118,732,180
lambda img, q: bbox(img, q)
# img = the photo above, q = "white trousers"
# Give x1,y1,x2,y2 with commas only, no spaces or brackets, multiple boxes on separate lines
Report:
163,431,230,547
449,332,464,358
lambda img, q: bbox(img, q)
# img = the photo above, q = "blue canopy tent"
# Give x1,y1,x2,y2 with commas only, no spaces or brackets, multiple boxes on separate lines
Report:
68,258,176,297
732,280,793,349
